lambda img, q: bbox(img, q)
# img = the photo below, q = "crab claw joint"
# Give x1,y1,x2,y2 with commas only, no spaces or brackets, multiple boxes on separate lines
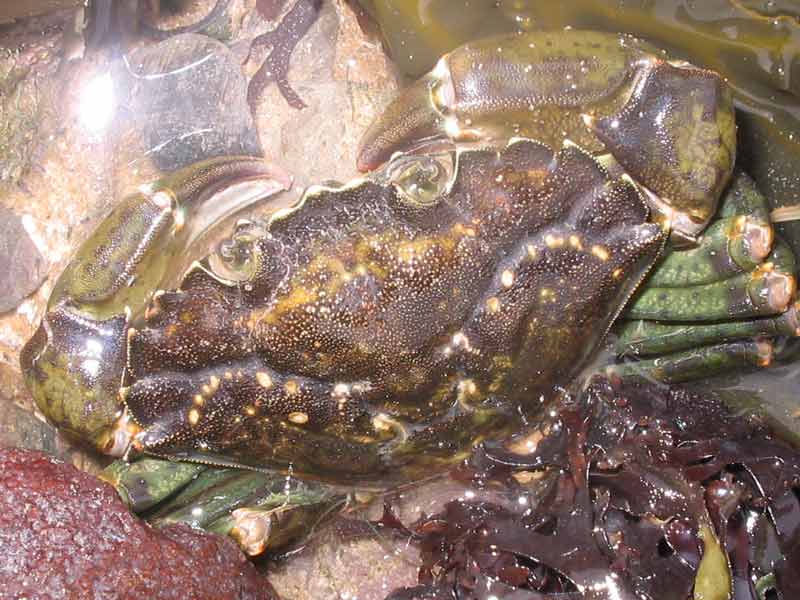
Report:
357,31,736,243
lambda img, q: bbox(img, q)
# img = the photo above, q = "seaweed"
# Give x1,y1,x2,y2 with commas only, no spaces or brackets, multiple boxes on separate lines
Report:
383,376,800,599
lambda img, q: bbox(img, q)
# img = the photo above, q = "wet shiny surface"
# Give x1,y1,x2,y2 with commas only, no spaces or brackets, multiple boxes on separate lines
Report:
360,0,800,247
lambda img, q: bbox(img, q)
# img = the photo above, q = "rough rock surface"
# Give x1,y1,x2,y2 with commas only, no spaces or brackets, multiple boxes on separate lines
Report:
0,446,275,599
0,205,47,314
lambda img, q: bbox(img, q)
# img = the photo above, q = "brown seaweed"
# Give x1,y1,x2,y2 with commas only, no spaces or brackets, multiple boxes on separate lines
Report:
382,376,800,599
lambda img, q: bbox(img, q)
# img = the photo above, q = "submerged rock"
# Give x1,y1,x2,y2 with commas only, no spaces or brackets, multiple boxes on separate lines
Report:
114,33,262,174
0,205,47,314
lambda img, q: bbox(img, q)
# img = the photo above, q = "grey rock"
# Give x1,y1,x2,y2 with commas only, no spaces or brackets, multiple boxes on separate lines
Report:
0,205,47,314
115,33,262,172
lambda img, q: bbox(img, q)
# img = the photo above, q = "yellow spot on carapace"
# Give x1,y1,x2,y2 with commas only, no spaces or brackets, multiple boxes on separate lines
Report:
569,235,583,250
193,394,204,406
188,408,201,426
284,380,299,395
288,411,308,425
501,270,515,288
209,375,220,391
224,371,234,380
591,245,610,261
457,379,479,408
612,268,623,279
256,372,273,389
540,288,554,299
486,296,501,313
253,285,315,326
527,244,538,259
245,405,257,416
372,413,406,440
545,234,564,248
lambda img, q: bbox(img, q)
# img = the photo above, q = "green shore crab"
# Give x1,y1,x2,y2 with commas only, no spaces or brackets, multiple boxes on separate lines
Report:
19,30,798,504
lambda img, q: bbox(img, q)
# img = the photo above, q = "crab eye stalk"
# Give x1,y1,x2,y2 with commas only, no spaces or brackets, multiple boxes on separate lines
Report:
386,154,453,208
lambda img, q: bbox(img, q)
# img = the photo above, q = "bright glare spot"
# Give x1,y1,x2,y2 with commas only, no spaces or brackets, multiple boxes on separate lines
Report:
85,338,103,356
79,72,115,132
82,359,101,378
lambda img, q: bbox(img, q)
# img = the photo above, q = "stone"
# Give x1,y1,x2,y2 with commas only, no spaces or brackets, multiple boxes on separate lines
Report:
0,205,47,314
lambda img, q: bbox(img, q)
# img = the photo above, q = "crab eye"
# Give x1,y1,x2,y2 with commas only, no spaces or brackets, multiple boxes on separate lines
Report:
208,220,267,283
386,154,453,208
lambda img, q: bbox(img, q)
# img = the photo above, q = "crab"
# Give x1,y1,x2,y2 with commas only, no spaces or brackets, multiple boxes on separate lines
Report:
19,30,798,552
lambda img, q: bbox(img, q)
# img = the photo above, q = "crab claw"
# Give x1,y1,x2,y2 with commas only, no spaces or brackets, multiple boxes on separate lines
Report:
357,31,736,241
358,69,451,172
585,60,736,240
21,157,292,453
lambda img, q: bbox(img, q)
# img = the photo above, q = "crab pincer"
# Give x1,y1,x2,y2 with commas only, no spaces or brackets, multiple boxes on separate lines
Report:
357,30,736,242
21,157,291,454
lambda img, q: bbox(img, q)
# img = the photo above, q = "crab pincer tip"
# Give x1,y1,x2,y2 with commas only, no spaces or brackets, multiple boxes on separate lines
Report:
765,272,796,313
743,219,773,262
755,339,774,367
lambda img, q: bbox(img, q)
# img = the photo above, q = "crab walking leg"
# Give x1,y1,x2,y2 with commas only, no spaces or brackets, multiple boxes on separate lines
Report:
100,457,207,512
615,302,800,356
606,339,774,383
147,467,336,530
646,214,773,288
20,157,292,454
103,456,338,556
152,471,287,529
716,172,773,222
207,496,344,556
145,467,243,516
626,240,797,321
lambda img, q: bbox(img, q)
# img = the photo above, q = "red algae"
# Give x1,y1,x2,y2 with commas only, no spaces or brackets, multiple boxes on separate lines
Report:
381,376,800,600
0,446,276,600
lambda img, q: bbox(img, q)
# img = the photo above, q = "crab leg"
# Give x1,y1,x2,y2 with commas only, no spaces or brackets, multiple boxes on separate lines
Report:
646,215,773,288
101,456,206,512
607,339,774,383
207,497,343,556
716,172,773,222
626,239,796,321
103,455,337,556
151,466,338,556
616,301,800,356
152,470,289,529
20,157,291,454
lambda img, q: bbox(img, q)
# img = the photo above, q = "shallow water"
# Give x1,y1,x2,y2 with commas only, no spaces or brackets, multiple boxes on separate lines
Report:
0,1,799,598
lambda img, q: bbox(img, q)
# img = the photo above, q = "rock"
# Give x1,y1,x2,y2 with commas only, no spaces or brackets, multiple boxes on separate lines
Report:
0,446,275,599
114,33,262,173
0,205,47,314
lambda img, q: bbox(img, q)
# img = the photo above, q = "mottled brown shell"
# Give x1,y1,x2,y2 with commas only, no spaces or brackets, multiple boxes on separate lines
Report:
124,139,664,481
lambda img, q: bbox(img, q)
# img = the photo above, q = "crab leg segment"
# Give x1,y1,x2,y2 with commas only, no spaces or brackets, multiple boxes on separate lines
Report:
616,302,800,356
608,339,774,383
626,239,796,321
20,157,291,454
